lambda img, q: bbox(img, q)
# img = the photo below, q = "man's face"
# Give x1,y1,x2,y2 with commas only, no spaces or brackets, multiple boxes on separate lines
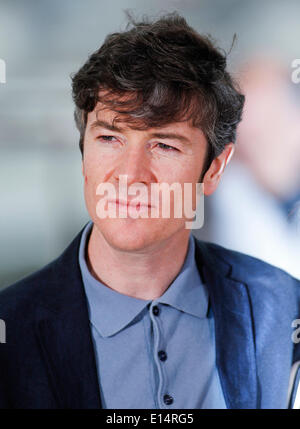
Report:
82,102,208,252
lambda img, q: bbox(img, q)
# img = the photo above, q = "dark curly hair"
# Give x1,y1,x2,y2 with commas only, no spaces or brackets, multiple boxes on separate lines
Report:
71,12,245,173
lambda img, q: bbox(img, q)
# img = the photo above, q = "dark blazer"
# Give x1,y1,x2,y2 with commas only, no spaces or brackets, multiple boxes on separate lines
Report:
0,225,299,409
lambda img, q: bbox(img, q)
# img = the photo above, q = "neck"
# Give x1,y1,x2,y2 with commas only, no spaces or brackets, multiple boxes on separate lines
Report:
86,225,191,300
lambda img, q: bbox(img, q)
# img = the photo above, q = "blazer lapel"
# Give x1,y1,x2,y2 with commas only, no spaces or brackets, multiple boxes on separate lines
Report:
195,240,258,409
34,228,102,409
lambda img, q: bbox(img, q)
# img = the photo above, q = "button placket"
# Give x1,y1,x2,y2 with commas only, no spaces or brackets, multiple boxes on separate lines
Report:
150,303,172,408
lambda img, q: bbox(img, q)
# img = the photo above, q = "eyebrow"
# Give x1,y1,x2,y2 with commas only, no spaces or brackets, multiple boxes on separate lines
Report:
89,119,123,132
149,132,191,145
89,119,192,145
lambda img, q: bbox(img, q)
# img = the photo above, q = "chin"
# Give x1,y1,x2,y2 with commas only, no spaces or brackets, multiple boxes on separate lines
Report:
93,217,181,252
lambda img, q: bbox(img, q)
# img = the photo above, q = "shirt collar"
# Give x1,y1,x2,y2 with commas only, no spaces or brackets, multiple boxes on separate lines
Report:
79,221,208,338
154,229,209,319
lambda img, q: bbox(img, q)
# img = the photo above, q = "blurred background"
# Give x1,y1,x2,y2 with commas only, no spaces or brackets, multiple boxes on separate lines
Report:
1,0,300,289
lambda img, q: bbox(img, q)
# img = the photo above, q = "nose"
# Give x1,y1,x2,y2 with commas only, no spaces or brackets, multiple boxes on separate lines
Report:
113,144,154,186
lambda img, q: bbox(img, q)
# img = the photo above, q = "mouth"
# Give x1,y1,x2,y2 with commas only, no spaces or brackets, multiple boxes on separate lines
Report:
108,199,154,209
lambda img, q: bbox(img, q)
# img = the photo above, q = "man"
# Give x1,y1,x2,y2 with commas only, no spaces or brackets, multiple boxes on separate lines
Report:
0,12,299,409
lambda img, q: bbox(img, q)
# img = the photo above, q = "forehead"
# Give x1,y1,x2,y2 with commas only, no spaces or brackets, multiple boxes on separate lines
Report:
87,101,205,139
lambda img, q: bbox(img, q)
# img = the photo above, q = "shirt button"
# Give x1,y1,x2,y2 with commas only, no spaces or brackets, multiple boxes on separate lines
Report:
152,306,160,316
163,394,173,405
158,350,167,361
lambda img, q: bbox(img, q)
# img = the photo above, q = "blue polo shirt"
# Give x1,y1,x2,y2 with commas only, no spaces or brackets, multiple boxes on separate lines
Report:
79,221,226,409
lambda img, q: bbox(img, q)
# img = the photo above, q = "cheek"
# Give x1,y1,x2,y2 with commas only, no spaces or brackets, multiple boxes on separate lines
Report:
83,151,103,183
83,160,96,197
173,165,201,186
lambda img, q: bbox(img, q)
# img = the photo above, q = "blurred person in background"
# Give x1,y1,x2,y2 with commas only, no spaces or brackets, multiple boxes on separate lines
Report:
195,59,300,279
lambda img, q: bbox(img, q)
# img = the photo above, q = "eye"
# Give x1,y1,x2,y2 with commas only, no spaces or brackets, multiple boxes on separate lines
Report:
97,135,118,143
157,143,179,151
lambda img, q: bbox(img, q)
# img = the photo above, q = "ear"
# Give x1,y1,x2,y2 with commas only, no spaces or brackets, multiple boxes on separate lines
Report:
203,143,235,196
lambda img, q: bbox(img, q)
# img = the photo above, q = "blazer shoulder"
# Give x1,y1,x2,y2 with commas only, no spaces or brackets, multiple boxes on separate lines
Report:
194,237,300,285
0,258,59,320
0,226,84,320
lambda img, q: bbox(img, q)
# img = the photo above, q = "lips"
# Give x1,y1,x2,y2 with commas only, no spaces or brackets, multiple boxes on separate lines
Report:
108,198,154,209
